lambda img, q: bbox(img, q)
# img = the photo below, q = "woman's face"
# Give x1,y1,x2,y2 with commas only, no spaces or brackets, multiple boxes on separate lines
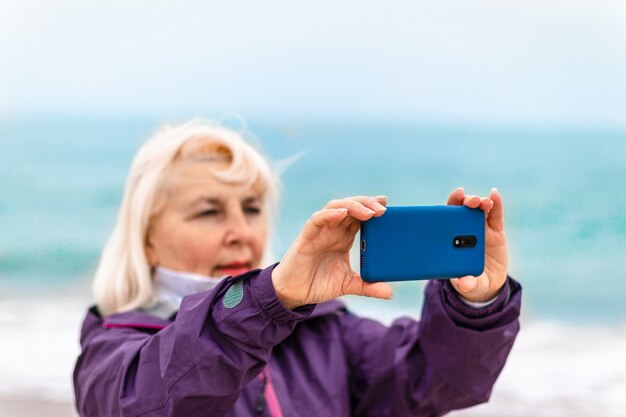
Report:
145,161,268,278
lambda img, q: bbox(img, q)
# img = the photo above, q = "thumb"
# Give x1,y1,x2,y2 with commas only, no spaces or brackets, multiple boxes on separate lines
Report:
450,276,479,294
362,282,394,300
344,274,393,300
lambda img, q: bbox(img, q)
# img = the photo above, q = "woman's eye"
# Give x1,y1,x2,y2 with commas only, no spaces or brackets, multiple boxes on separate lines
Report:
244,207,261,215
198,209,219,217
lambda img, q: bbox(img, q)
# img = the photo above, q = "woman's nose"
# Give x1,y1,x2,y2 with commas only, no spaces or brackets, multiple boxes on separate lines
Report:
224,210,253,245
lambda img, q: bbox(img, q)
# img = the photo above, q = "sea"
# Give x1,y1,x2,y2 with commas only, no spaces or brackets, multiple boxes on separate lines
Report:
1,116,625,415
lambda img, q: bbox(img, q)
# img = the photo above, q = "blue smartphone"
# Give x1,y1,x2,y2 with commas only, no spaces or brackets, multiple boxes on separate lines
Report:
360,205,485,282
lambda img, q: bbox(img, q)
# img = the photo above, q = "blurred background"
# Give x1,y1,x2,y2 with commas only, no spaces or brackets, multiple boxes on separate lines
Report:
1,1,625,416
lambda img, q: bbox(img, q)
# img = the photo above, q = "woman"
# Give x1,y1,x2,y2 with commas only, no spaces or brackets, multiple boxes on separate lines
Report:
73,120,521,417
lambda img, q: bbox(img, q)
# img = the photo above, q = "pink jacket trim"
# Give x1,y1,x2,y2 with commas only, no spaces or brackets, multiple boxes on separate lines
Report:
261,366,285,417
103,322,166,330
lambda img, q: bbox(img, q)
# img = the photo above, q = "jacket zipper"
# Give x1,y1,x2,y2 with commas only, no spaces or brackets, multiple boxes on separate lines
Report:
256,366,284,417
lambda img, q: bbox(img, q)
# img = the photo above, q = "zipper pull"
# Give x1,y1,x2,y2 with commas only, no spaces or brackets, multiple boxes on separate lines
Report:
256,370,267,414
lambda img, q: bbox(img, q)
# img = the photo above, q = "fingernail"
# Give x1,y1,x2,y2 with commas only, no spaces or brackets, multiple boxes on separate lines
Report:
366,208,375,214
491,187,498,193
375,195,387,200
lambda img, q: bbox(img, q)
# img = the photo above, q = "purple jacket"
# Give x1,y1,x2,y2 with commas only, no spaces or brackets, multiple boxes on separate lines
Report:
74,264,521,417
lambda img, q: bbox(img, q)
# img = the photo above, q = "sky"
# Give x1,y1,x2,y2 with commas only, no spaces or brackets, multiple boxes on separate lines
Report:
1,0,625,127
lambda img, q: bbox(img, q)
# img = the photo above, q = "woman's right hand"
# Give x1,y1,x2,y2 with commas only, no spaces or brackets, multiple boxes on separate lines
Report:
271,196,393,310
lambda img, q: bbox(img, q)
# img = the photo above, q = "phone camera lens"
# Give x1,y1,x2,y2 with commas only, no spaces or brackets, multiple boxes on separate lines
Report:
453,235,477,248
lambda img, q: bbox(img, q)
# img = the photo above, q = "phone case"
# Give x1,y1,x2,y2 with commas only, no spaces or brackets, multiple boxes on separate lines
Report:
360,205,485,282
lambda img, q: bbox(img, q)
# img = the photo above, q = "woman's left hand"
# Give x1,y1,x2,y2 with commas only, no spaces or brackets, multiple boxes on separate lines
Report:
446,187,509,302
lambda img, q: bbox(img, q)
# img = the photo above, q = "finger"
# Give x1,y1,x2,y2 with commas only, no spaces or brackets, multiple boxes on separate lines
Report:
374,195,388,207
337,196,388,229
344,196,388,214
300,208,355,249
326,197,385,219
479,197,494,212
309,208,349,229
463,195,482,209
345,217,362,236
325,198,375,220
446,187,464,206
487,188,505,232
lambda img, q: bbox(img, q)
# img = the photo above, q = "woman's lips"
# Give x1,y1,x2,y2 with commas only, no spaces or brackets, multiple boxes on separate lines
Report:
214,262,252,277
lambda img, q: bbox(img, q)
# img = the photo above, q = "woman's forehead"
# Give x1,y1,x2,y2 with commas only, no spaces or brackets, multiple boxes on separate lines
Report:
167,162,263,203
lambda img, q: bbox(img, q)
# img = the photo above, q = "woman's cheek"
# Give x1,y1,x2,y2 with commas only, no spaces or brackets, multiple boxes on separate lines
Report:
252,223,268,264
177,229,221,271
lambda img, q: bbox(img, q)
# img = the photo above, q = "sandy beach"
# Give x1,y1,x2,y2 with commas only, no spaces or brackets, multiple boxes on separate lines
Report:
0,396,76,417
2,292,625,417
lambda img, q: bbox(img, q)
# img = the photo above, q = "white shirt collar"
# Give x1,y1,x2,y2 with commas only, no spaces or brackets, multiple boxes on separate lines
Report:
140,266,225,319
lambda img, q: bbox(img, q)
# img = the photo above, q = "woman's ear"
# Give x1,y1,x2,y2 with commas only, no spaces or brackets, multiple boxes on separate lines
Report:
145,235,160,267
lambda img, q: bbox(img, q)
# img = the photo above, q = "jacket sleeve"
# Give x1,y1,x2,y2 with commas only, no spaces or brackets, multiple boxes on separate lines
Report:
341,277,522,417
73,265,314,417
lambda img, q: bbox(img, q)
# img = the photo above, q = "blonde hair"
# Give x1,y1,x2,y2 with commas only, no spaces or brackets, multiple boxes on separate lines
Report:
93,119,279,316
